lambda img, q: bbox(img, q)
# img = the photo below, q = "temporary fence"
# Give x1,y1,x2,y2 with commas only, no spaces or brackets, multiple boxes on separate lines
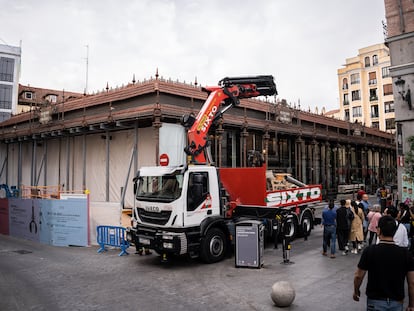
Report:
97,225,130,256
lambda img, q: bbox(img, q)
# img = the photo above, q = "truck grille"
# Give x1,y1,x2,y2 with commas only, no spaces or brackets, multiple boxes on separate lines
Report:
137,209,171,225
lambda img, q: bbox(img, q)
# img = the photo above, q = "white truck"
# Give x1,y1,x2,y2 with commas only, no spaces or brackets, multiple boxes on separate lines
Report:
127,76,322,263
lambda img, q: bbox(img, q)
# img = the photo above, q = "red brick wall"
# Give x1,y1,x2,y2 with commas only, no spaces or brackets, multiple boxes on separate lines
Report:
384,0,414,37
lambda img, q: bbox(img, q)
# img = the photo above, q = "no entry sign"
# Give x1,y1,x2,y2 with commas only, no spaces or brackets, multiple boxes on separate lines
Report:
160,153,169,166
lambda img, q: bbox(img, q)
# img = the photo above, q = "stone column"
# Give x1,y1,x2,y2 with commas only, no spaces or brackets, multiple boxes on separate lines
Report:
313,140,320,184
301,140,307,184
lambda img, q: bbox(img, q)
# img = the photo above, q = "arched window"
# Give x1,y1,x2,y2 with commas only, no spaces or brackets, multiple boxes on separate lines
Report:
342,78,348,90
372,55,378,65
364,56,370,67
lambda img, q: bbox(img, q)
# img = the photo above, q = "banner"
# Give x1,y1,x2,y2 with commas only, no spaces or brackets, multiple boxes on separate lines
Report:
402,173,414,204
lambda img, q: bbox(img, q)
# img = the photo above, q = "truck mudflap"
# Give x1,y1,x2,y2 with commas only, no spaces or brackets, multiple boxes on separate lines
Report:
132,225,189,256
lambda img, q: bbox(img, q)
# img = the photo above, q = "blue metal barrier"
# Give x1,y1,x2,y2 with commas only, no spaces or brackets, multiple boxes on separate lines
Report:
97,225,130,256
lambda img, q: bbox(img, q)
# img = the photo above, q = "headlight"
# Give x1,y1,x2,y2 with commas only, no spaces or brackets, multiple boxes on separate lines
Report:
162,235,174,240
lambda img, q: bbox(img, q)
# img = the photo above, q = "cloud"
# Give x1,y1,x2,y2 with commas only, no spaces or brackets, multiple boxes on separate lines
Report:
0,0,385,110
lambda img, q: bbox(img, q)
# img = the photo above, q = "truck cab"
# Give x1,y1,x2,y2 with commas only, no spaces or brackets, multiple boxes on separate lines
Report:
130,165,229,263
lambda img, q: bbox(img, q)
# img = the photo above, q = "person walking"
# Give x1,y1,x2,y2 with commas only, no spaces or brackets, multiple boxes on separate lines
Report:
399,203,412,237
336,199,352,255
353,215,414,311
387,207,409,248
379,186,388,213
322,201,337,258
349,200,365,254
367,204,382,245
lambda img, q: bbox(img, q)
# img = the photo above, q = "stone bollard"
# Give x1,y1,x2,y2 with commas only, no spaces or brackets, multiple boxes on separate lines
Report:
270,281,295,307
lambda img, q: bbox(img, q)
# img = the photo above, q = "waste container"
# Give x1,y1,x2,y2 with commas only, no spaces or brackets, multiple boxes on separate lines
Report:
235,220,264,268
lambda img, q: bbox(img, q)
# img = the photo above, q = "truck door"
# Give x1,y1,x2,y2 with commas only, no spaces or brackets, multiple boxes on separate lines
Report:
184,172,212,227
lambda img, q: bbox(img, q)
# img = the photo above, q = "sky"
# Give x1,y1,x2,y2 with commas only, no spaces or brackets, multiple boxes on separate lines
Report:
1,0,386,111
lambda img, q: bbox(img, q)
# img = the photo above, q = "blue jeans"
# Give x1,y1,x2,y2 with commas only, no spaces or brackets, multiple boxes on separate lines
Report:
323,225,336,254
367,298,403,311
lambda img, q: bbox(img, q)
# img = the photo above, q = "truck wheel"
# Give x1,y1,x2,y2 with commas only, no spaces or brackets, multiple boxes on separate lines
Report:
283,217,297,240
299,211,313,237
200,228,227,264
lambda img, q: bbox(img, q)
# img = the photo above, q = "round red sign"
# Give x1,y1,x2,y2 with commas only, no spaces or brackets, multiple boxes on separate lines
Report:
159,153,169,166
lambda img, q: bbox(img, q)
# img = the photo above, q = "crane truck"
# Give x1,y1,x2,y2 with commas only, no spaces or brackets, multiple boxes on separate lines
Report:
126,76,322,263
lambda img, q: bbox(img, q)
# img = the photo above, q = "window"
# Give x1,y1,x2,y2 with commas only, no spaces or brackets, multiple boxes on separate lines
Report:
352,106,362,117
372,55,378,65
385,118,395,130
0,57,14,82
371,121,379,129
371,105,379,118
364,56,370,67
370,88,378,101
343,93,349,105
352,90,361,101
383,84,393,96
187,172,209,211
342,78,348,90
0,84,12,109
351,73,360,85
344,109,350,121
382,66,390,78
24,91,33,99
45,94,57,103
368,72,377,85
384,101,394,113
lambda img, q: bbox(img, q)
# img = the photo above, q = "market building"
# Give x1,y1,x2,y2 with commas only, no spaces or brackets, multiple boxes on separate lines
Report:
0,74,396,207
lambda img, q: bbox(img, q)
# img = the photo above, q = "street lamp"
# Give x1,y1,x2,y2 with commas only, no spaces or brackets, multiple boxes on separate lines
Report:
394,77,412,110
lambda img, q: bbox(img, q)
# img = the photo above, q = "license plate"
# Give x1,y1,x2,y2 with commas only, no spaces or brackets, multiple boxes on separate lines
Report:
139,237,150,245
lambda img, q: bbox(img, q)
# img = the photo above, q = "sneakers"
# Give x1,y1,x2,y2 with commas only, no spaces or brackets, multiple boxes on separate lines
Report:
330,254,336,259
351,249,358,254
342,251,348,256
322,251,327,256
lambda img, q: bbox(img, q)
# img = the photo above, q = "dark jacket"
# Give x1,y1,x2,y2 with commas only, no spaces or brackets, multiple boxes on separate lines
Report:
336,206,350,230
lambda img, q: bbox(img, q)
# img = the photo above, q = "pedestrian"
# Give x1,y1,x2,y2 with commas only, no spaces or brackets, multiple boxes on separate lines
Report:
386,207,409,248
367,204,382,245
322,200,337,258
336,199,352,255
379,186,388,213
399,203,412,237
360,194,371,242
357,186,366,199
353,215,414,311
349,200,365,254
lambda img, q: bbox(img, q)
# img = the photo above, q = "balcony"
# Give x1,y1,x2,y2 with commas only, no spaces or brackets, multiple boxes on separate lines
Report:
369,79,377,85
343,100,349,106
371,113,379,118
342,85,349,90
370,96,378,102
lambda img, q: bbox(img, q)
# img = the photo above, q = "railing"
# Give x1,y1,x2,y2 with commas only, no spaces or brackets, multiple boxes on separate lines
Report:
21,185,61,199
97,225,130,256
370,96,378,101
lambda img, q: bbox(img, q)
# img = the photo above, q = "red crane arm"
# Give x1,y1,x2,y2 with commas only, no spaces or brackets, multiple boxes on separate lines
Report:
182,76,277,164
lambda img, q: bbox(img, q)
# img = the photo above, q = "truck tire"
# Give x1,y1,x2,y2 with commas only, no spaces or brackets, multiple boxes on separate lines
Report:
283,217,297,240
200,228,227,264
299,211,313,237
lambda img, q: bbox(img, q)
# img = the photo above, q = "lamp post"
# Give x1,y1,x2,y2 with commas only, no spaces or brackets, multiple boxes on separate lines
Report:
395,77,412,110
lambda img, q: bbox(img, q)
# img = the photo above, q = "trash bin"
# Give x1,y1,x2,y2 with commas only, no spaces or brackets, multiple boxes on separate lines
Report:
235,220,264,269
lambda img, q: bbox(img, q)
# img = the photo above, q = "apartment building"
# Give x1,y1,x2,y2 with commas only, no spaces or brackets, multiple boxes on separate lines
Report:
0,43,21,122
337,43,395,132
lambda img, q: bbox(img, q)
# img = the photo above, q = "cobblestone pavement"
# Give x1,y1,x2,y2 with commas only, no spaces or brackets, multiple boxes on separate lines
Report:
0,225,383,311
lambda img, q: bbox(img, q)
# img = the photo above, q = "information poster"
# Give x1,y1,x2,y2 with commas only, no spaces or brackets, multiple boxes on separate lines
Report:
9,198,40,242
46,199,88,247
0,198,9,235
402,174,414,204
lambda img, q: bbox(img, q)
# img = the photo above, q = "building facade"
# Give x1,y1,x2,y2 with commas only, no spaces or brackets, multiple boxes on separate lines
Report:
0,76,396,206
0,44,21,122
384,0,414,200
338,43,395,132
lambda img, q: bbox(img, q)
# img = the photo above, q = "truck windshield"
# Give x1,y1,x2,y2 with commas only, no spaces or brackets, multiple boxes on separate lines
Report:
136,174,183,203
